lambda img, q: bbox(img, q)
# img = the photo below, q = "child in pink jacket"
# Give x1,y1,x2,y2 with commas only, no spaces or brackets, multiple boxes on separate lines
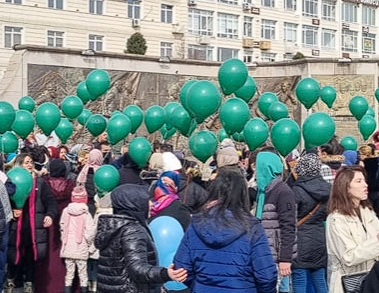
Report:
60,186,95,293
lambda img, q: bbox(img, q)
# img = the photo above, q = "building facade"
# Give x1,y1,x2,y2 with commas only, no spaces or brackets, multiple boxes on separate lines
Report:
1,0,379,81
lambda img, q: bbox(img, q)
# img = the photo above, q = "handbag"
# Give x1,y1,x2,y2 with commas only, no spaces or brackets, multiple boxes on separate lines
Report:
341,271,368,293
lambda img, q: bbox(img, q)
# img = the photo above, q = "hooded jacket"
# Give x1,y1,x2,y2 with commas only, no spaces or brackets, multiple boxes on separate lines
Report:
291,175,331,269
95,184,171,293
174,210,277,293
255,152,297,263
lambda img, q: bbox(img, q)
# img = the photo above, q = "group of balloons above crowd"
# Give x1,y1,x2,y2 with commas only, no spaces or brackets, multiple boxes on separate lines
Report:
1,58,379,208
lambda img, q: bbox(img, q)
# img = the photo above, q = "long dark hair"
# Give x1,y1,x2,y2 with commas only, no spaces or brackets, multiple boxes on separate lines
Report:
202,169,253,231
328,165,371,216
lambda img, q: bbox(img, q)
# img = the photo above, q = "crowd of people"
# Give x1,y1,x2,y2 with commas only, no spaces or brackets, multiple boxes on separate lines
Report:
1,129,379,293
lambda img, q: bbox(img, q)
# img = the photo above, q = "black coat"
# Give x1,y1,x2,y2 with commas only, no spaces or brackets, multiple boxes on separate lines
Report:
290,175,331,269
8,177,57,264
363,157,379,216
95,184,170,293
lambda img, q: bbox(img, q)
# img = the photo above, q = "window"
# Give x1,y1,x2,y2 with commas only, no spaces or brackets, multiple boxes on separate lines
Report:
243,49,253,63
243,0,252,3
302,25,318,47
321,28,335,49
188,9,213,36
243,16,253,37
218,0,238,4
161,4,173,23
262,0,275,8
322,0,335,21
160,42,173,57
89,0,103,14
261,19,276,40
363,33,375,54
88,34,103,51
283,53,294,60
362,5,375,26
48,0,63,9
128,1,141,19
342,2,358,23
47,30,64,47
5,0,22,4
341,29,358,52
4,26,22,48
188,44,213,61
217,47,239,62
284,0,296,10
261,52,276,62
217,13,238,39
284,22,297,42
302,0,318,17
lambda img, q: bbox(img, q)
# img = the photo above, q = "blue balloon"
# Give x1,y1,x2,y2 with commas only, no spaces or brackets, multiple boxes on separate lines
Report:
149,216,187,290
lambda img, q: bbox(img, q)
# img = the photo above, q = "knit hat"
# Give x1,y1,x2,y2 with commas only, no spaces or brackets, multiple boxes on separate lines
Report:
217,140,239,168
162,152,182,171
71,186,88,203
295,153,321,177
49,158,67,178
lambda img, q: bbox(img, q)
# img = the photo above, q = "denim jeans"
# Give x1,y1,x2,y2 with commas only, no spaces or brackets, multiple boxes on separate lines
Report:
0,222,9,289
292,268,328,293
279,276,290,292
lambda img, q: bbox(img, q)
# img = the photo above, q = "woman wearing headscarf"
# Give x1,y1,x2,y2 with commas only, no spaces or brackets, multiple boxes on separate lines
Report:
148,171,191,231
290,153,331,293
76,149,103,217
117,152,146,186
34,159,77,293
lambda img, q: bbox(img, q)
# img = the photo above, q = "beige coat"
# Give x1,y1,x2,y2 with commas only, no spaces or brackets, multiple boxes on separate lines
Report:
326,206,379,293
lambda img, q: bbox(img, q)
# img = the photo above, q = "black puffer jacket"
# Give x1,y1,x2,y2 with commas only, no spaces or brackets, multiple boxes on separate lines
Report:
95,184,170,293
290,175,331,269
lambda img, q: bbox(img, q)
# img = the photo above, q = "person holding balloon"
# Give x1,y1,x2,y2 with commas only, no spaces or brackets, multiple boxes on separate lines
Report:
173,168,277,293
4,153,58,293
94,183,187,293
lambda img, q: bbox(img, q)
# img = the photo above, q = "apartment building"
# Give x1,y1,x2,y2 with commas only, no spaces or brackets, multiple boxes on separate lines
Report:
0,0,378,81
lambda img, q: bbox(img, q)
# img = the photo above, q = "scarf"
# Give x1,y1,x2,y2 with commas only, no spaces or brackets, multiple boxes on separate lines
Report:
76,149,103,184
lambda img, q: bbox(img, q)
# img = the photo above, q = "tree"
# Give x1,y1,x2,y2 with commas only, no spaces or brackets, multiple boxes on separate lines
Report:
292,52,305,60
125,32,147,55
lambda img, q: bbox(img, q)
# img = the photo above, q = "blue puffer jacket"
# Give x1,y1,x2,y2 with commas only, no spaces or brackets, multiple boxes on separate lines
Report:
173,211,277,293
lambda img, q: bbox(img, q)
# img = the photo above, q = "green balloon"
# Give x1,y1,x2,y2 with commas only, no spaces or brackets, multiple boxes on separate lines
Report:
218,58,248,95
375,87,379,103
270,118,301,157
234,76,257,103
129,137,152,167
61,95,83,119
258,92,279,118
189,130,218,163
366,106,375,118
86,114,107,137
268,101,289,122
164,102,180,130
107,113,132,145
179,80,198,115
186,80,222,123
295,77,321,109
340,135,358,151
55,118,73,144
144,105,165,134
243,118,269,151
7,167,33,208
85,69,111,98
12,110,35,139
35,102,61,136
220,98,251,135
76,81,93,104
111,110,122,117
77,109,92,126
302,112,335,147
232,131,245,142
160,124,176,140
123,105,143,134
349,95,368,120
217,128,229,142
359,115,377,140
0,101,15,134
171,105,192,136
0,131,19,153
320,85,337,109
18,96,35,112
185,119,197,138
94,164,120,192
